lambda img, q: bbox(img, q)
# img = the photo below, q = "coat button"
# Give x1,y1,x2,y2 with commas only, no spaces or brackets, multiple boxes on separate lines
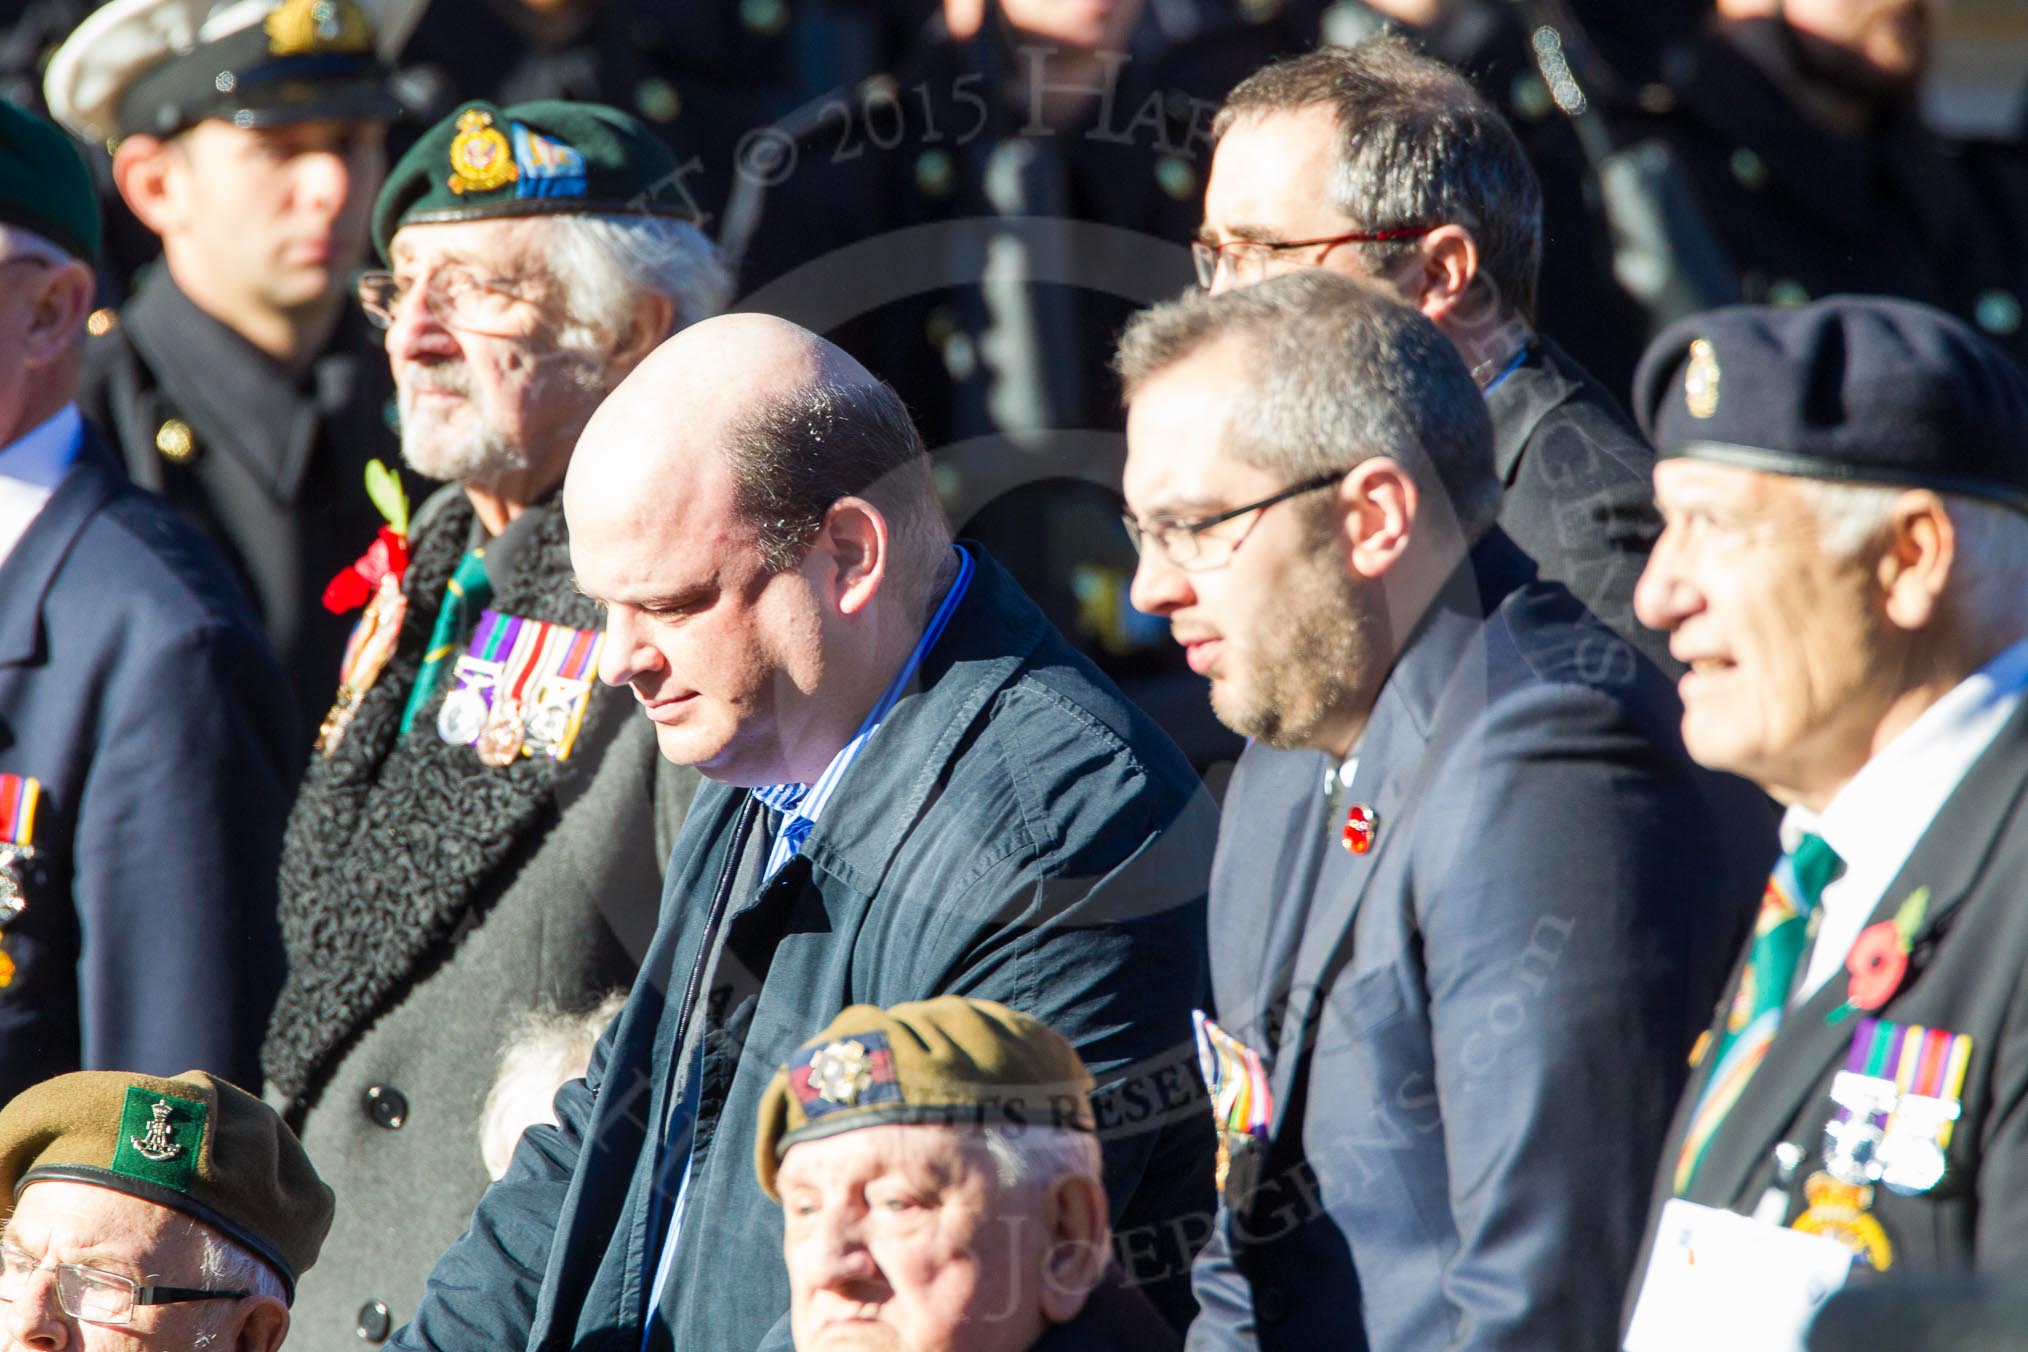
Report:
363,1085,408,1130
356,1300,392,1342
154,418,197,464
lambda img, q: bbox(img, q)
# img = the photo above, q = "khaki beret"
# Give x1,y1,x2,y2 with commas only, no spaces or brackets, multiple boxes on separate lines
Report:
754,997,1097,1201
0,1070,332,1299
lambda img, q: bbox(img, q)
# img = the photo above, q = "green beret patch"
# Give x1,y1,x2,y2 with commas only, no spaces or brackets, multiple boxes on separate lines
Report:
374,98,691,260
110,1086,205,1193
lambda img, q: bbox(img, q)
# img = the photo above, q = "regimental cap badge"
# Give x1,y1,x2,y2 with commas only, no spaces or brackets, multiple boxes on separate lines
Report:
1684,338,1721,419
264,0,376,57
110,1086,206,1193
809,1040,874,1107
448,109,517,195
788,1030,902,1119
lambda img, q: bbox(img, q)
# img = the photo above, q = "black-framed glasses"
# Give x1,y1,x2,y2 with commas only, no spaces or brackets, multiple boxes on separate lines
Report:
0,1242,249,1326
356,267,545,335
1191,225,1436,289
1121,469,1347,572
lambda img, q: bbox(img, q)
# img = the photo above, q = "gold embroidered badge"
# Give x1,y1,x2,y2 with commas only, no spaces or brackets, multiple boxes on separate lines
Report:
264,0,374,57
447,109,517,195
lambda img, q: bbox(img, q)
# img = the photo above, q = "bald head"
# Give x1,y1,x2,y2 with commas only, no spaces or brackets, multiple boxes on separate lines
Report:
565,313,954,782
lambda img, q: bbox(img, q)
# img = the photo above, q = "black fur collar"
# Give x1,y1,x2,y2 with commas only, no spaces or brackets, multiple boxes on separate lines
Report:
263,492,624,1107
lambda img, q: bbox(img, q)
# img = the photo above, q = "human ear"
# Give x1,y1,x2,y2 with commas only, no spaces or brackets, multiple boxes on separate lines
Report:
607,291,677,373
1406,225,1480,325
18,261,94,364
812,497,889,616
1877,491,1953,632
1342,458,1419,581
1037,1174,1109,1325
229,1295,290,1352
111,135,184,237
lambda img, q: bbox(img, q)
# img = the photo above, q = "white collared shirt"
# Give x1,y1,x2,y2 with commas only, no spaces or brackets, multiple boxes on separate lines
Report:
0,405,82,569
1788,637,2028,1001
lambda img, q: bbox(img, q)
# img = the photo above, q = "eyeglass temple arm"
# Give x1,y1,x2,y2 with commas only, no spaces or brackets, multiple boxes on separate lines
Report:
132,1285,252,1306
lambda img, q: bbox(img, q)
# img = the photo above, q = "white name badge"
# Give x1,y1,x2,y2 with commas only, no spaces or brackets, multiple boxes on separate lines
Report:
1625,1199,1855,1352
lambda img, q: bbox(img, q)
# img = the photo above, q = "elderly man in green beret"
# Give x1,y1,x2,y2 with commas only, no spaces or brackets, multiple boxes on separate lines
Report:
261,98,724,1346
0,1069,333,1352
756,998,1180,1352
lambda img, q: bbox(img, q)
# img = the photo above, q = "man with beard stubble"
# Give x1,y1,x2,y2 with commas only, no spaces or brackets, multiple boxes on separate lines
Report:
1117,271,1767,1351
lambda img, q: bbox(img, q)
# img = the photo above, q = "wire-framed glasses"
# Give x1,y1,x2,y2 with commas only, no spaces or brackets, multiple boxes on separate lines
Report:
0,1242,249,1326
1191,225,1436,289
1121,469,1347,572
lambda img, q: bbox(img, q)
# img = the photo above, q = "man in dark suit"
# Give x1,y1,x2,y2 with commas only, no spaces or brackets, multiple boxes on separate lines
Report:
1624,298,2028,1343
0,98,293,1100
43,0,425,738
386,311,1217,1351
1116,270,1766,1351
1195,36,1674,671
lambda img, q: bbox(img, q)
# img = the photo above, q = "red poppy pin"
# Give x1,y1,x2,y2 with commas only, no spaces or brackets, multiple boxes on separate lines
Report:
323,461,412,613
1830,887,1929,1024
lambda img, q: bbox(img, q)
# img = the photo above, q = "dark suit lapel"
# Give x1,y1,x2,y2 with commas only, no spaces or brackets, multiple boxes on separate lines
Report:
1689,699,2028,1206
0,432,119,670
1266,533,1529,1132
1483,343,1576,486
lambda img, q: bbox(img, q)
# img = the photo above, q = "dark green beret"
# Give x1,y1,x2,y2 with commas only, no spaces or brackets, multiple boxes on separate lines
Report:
1635,296,2028,515
372,99,695,260
0,1069,333,1300
754,997,1097,1201
0,99,99,263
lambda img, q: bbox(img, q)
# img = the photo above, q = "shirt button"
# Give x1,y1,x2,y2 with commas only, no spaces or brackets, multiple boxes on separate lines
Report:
363,1084,408,1130
357,1299,392,1342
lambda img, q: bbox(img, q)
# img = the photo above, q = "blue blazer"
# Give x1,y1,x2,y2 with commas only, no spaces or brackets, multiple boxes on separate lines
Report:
0,428,295,1098
1187,530,1770,1352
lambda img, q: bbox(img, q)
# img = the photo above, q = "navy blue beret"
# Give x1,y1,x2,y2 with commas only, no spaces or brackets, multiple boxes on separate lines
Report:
1634,296,2028,515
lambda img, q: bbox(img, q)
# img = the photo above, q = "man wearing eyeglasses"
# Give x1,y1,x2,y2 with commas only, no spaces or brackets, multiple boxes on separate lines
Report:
0,1067,333,1352
260,99,724,1348
1194,35,1673,674
43,0,424,742
1117,270,1766,1351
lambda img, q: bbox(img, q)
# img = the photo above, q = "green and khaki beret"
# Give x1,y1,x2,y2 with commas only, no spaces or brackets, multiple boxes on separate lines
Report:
0,1070,333,1299
372,98,695,260
754,996,1098,1201
0,98,99,263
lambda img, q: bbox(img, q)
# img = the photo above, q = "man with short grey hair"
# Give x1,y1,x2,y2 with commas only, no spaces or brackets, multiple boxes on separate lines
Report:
1196,35,1672,670
1118,270,1765,1350
263,98,721,1347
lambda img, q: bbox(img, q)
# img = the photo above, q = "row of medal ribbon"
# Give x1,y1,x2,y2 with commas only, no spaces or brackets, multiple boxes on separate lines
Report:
0,772,42,988
437,610,605,766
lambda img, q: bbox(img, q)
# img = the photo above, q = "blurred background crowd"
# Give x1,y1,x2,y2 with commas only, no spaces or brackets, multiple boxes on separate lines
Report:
6,0,2026,774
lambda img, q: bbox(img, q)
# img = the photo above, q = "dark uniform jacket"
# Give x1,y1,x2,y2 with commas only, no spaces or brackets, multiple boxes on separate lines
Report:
1630,31,2028,366
79,266,403,740
1034,1268,1183,1351
1649,695,2028,1287
0,427,292,1100
266,488,697,1348
1487,337,1671,673
390,547,1220,1351
1185,530,1768,1352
